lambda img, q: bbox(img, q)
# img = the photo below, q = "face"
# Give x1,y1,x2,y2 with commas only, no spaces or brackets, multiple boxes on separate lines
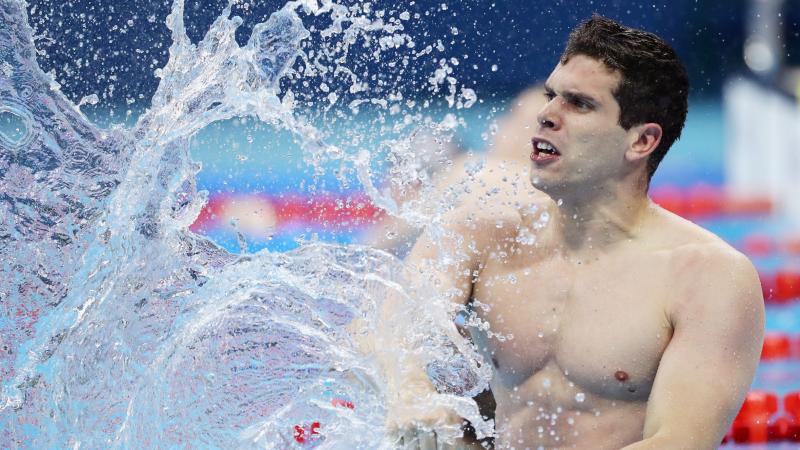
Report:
530,54,632,195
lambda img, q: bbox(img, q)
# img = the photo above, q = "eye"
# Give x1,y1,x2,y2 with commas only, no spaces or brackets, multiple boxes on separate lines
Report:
574,100,590,109
544,91,556,101
570,98,593,111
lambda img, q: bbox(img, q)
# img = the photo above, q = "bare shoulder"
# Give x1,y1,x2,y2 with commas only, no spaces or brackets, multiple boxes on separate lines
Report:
654,208,764,323
440,160,552,246
439,197,524,249
665,218,757,284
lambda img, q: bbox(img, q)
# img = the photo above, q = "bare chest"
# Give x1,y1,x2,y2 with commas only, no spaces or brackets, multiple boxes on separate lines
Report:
469,252,673,403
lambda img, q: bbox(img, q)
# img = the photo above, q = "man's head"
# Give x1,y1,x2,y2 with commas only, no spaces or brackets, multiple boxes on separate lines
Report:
531,15,689,193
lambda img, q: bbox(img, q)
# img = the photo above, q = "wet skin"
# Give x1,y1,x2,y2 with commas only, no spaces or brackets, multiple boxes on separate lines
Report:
411,177,764,450
401,54,764,449
468,201,688,448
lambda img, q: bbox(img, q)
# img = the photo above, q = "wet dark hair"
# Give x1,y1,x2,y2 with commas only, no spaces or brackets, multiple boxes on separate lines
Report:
560,14,689,182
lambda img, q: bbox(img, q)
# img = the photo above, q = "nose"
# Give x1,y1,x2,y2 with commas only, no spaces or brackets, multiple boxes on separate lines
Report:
539,116,556,129
536,100,561,131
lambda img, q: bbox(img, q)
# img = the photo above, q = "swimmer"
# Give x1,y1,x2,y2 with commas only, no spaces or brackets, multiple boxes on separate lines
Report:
364,86,549,259
362,132,466,258
387,15,764,449
436,85,551,211
436,85,550,208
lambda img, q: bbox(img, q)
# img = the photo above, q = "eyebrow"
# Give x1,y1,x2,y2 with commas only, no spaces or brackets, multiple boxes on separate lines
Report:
544,84,599,108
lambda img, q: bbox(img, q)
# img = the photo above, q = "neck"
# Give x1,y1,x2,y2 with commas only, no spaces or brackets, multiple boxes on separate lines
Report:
548,177,652,254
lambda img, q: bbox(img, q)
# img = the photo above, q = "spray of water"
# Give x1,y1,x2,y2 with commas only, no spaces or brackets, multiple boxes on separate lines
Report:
0,0,496,447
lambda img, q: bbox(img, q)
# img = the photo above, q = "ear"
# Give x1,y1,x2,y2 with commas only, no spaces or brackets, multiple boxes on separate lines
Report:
625,123,662,163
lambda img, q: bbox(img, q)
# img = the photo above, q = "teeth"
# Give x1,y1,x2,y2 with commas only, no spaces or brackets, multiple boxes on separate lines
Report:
536,141,555,152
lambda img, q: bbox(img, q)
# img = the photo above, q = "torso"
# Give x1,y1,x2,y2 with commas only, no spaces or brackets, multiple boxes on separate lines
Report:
465,200,718,449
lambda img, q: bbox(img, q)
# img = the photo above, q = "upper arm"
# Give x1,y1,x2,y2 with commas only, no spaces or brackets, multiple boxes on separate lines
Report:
404,208,489,308
642,246,765,448
403,194,528,308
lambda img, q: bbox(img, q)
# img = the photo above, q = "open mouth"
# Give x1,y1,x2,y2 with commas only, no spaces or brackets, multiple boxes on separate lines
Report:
531,138,561,164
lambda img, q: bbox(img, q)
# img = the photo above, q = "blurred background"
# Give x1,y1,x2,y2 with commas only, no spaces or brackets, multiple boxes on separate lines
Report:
6,0,800,446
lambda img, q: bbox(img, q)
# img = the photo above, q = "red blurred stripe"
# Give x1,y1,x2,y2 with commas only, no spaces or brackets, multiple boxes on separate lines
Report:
650,185,772,218
190,192,385,232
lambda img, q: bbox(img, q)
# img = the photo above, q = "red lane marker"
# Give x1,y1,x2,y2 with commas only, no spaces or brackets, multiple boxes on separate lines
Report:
784,236,800,255
722,194,774,216
775,269,800,303
651,186,686,216
731,391,778,443
760,272,777,303
761,333,791,361
272,194,383,227
781,392,800,442
768,415,796,441
651,185,772,219
785,392,800,420
684,184,723,218
189,193,231,231
741,234,776,257
190,192,385,232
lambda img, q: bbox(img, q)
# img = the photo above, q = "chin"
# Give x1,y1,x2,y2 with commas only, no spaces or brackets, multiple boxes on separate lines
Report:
530,174,575,200
529,176,558,195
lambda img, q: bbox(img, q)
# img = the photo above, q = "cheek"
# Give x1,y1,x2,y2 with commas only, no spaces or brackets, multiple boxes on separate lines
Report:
566,118,628,161
574,131,628,165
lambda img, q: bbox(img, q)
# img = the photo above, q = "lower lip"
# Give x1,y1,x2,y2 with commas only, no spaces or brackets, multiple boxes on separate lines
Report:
531,151,560,165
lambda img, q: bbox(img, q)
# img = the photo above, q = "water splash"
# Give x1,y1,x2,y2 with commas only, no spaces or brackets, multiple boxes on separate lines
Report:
0,0,494,447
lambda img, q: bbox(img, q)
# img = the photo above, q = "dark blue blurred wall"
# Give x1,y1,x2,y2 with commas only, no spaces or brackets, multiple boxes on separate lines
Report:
23,0,799,120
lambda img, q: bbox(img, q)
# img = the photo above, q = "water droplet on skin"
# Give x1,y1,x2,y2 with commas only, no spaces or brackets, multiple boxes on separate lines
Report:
575,392,585,402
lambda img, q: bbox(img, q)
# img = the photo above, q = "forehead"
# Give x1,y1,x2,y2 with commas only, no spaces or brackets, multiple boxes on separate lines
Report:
545,54,621,102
